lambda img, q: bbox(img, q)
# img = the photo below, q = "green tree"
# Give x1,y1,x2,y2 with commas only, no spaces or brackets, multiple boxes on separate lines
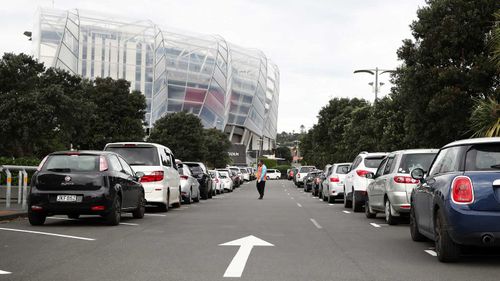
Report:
469,97,500,137
203,128,231,168
275,146,292,163
148,111,205,161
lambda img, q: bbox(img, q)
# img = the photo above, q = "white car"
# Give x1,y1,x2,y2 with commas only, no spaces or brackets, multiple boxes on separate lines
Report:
266,169,281,180
321,163,351,203
104,142,182,212
343,152,388,212
209,170,225,194
177,161,200,204
241,168,250,181
295,166,316,186
217,169,234,192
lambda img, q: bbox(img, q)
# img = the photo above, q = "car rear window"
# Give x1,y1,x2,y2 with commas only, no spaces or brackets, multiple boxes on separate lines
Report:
465,144,500,171
105,147,159,166
364,157,385,168
336,165,350,174
187,165,204,176
43,155,99,172
300,167,314,173
398,153,436,174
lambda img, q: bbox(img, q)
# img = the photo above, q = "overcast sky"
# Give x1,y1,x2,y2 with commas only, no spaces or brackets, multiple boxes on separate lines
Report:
0,0,426,133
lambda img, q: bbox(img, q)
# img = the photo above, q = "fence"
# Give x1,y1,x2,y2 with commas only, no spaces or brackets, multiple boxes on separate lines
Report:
0,165,38,209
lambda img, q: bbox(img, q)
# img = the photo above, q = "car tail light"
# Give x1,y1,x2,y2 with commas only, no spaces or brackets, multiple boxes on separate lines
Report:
99,156,108,172
180,175,188,180
37,156,48,171
452,176,474,204
215,178,220,183
297,173,301,178
356,170,370,177
400,205,411,209
330,177,340,182
91,205,106,211
140,171,164,182
393,176,419,184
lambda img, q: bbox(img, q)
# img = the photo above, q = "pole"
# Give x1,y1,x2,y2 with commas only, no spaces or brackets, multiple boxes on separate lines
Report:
5,169,11,208
374,67,379,101
17,171,22,204
22,170,28,209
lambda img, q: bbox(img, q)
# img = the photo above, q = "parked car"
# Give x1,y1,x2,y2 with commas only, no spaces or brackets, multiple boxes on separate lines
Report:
216,169,234,192
266,169,281,180
289,167,297,181
176,160,201,204
184,162,213,199
321,163,351,203
364,149,438,224
303,170,322,192
228,166,243,186
104,142,181,212
344,152,388,212
410,138,500,262
28,151,145,226
209,170,225,194
295,166,316,187
241,168,250,181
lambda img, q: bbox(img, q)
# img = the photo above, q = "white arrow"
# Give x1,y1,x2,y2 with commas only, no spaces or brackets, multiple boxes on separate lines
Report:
219,235,274,278
0,270,11,275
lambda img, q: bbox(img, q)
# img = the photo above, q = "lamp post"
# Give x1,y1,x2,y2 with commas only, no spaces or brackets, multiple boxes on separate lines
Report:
354,67,395,101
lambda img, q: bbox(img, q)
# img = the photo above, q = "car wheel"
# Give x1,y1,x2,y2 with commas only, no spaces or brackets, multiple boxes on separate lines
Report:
28,210,46,226
322,193,328,201
172,188,182,208
132,193,145,219
365,199,376,218
343,188,352,208
67,214,80,219
385,199,398,225
105,195,121,226
328,194,335,203
410,204,426,242
183,188,192,205
352,189,362,212
208,187,213,199
159,191,170,212
435,210,461,262
201,186,208,200
193,189,200,203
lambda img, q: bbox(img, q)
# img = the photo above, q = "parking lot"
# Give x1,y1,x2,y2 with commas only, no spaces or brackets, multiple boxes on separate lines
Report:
1,179,499,281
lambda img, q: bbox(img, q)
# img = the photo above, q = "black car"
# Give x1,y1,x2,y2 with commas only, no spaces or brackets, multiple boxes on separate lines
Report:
184,162,213,199
304,171,322,193
28,151,145,226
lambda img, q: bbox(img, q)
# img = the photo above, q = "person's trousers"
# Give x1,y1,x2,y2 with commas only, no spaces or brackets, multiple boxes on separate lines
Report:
256,181,266,198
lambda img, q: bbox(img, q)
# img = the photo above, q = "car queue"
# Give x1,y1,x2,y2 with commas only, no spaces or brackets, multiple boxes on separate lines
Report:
27,142,256,226
290,137,500,262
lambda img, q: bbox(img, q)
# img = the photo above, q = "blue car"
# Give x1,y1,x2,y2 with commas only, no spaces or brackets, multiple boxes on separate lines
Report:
410,138,500,262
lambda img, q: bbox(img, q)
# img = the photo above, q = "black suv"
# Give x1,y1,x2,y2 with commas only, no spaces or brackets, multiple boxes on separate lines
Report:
28,151,145,226
183,162,213,200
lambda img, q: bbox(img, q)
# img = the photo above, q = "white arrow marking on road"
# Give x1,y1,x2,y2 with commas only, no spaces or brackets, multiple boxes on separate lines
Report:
297,203,302,207
343,210,351,214
219,235,274,278
370,223,381,228
0,270,11,275
425,249,437,256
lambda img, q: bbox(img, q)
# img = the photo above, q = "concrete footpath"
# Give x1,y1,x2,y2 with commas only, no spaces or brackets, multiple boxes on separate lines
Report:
0,201,27,221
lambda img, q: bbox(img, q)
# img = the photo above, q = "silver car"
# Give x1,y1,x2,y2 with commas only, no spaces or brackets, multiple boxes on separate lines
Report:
209,170,225,194
365,149,438,224
321,163,351,203
177,161,200,204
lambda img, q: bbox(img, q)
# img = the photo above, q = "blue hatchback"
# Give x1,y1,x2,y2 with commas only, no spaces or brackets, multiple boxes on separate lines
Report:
410,137,500,262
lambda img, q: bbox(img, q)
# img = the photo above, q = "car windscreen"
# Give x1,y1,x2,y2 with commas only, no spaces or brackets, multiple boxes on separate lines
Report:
105,147,159,166
465,144,500,171
299,167,314,173
219,172,229,178
43,155,99,172
336,165,350,174
187,165,204,176
398,153,437,173
364,157,385,168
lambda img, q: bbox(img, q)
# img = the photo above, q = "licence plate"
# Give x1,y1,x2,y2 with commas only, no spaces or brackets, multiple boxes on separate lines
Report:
56,195,77,202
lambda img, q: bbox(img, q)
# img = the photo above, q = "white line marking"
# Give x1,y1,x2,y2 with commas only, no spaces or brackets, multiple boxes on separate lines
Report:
47,217,139,226
319,199,322,201
329,204,334,206
343,210,351,214
0,227,95,241
297,203,302,208
310,218,322,229
291,197,294,200
425,250,437,256
0,270,11,275
145,214,166,217
287,193,290,196
370,223,381,228
119,222,139,226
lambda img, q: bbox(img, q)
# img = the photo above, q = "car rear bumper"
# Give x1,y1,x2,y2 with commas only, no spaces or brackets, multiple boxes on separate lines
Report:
29,188,113,215
447,203,500,246
387,192,411,213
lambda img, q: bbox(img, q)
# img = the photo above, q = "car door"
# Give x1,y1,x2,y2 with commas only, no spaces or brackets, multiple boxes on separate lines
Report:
369,158,388,209
346,157,361,193
166,151,180,200
107,155,128,205
117,156,137,208
379,155,396,205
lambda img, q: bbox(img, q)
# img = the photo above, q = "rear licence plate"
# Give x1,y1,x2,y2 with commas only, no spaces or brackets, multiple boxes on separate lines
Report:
56,195,78,202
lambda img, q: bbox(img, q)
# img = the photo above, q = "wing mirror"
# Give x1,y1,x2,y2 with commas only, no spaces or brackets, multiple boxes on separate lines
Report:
410,168,425,182
365,172,375,179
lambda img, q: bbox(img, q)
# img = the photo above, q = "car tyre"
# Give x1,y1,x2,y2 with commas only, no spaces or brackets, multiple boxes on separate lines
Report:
435,210,460,262
201,186,208,200
132,193,145,219
385,199,398,225
322,193,328,201
328,194,335,203
410,204,426,242
193,189,200,203
105,195,121,226
172,188,182,208
343,188,352,208
183,188,192,205
365,199,376,218
159,191,170,212
352,190,363,212
28,210,46,226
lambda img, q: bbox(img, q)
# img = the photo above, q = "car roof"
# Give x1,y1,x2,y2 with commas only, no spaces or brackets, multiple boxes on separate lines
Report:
104,142,172,154
362,152,388,158
389,149,439,155
333,162,351,166
51,150,112,156
442,137,500,149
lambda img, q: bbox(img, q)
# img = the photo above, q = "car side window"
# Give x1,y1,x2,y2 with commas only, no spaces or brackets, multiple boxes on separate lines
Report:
159,149,171,167
108,155,123,172
384,157,395,175
118,157,134,176
375,158,388,177
429,146,462,176
351,157,361,170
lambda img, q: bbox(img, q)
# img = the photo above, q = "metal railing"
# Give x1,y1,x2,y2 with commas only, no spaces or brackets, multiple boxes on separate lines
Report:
0,165,38,209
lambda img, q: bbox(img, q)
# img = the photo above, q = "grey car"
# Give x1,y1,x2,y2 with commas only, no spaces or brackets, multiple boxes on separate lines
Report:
365,149,438,225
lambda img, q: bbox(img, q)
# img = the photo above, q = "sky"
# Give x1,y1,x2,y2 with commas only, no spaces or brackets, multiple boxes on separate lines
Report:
0,0,426,133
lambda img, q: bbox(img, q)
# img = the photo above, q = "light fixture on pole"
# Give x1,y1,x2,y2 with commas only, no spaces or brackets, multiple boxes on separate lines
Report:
354,67,395,101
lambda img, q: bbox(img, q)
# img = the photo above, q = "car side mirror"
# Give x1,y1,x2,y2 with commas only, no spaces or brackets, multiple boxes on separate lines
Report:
410,168,425,182
365,172,375,179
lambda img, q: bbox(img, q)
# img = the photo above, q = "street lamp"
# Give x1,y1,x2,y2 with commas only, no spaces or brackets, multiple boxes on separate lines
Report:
354,67,395,101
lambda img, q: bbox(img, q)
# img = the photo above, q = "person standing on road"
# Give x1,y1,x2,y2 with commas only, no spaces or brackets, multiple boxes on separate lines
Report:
256,160,267,199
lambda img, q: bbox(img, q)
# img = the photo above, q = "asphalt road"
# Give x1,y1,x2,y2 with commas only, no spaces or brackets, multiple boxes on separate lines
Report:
1,180,500,281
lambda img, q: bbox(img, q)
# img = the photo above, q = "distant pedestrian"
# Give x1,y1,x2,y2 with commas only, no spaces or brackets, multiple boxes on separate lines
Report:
256,159,267,199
